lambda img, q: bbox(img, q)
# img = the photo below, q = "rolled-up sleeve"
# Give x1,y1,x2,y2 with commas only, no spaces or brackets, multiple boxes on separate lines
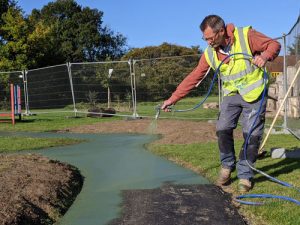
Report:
248,29,281,61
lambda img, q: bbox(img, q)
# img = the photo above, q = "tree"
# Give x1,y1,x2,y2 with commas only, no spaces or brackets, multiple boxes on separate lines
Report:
0,0,17,25
0,6,28,70
121,43,210,101
29,0,127,66
123,42,201,59
0,0,128,70
0,2,25,101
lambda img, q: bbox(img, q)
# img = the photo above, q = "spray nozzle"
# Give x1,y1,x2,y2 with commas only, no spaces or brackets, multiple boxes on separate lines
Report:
155,105,161,120
155,104,173,120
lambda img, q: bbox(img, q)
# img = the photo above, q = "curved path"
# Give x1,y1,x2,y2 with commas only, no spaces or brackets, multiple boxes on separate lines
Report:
25,132,245,225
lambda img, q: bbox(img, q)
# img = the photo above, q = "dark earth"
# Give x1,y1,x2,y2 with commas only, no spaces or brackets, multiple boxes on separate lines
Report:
108,183,246,225
0,119,246,225
0,154,83,225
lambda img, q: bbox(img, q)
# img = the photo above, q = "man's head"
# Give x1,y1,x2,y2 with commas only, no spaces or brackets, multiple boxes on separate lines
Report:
200,15,226,48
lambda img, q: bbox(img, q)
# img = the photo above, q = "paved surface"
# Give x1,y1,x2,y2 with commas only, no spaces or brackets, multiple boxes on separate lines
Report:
36,133,209,225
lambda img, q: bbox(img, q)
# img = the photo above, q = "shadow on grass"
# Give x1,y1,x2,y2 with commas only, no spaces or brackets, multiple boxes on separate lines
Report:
254,151,300,183
18,119,36,123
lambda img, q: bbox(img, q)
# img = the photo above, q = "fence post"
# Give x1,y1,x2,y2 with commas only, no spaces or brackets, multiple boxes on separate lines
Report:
22,70,31,115
132,59,138,118
128,58,139,118
282,34,288,131
67,62,77,117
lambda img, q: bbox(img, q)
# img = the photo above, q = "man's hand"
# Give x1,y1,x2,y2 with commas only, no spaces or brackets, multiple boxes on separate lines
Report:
161,99,173,112
252,55,267,67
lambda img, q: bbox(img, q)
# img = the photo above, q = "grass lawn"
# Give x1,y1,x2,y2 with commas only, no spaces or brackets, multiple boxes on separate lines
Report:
0,136,82,153
0,112,120,132
0,112,116,152
136,96,285,128
0,112,111,152
148,134,300,225
0,97,298,224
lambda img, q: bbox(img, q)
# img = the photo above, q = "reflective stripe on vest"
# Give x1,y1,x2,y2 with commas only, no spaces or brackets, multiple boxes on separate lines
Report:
223,78,264,96
221,66,254,81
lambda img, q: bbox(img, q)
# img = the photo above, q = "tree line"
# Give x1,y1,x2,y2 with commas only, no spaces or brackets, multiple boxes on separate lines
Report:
0,0,127,70
0,0,218,105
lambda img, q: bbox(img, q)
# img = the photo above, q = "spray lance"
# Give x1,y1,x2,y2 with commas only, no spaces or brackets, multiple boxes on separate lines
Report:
155,105,161,120
154,104,173,120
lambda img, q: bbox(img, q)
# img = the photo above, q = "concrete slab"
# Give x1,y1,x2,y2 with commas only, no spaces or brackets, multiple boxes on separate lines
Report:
271,148,300,158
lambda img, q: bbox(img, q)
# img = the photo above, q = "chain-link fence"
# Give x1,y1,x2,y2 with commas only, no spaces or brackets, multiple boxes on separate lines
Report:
25,64,72,113
133,55,219,119
284,15,300,138
71,61,133,117
0,55,220,120
21,61,135,117
1,14,300,124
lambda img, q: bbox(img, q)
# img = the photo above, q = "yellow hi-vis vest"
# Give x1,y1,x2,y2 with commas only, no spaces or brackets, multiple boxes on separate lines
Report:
204,26,267,102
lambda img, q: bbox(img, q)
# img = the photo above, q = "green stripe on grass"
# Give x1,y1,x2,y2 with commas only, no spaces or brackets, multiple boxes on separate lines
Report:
0,136,82,153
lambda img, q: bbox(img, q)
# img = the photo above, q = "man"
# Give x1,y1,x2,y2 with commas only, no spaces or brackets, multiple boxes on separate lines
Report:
161,15,280,193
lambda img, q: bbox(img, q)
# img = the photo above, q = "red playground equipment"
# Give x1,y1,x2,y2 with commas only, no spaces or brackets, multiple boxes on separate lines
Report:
0,84,22,125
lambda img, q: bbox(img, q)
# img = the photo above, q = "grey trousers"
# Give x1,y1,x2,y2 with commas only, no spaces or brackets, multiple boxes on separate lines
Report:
216,93,267,180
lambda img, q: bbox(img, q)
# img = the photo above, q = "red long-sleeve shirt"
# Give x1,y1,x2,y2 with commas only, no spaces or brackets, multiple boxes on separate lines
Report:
168,23,281,104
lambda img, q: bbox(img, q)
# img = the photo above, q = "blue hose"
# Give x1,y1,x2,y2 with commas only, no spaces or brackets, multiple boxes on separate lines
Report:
171,52,300,206
235,194,300,206
172,68,216,112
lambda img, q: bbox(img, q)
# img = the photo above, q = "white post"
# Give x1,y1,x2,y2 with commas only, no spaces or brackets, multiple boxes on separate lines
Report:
128,59,138,118
108,68,113,109
283,34,288,131
22,70,31,115
67,62,77,117
132,59,139,118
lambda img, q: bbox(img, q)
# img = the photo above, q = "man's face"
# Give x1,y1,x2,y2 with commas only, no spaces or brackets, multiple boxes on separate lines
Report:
202,26,224,48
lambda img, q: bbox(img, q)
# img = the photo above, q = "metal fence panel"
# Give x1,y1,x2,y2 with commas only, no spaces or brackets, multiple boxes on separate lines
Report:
1,14,300,123
70,61,133,116
134,55,219,119
285,15,300,138
26,64,73,112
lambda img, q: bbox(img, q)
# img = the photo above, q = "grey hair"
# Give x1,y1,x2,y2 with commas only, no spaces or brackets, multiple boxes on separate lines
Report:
200,15,225,33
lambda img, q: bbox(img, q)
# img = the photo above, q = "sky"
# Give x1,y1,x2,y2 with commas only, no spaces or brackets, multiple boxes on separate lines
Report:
17,0,300,50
